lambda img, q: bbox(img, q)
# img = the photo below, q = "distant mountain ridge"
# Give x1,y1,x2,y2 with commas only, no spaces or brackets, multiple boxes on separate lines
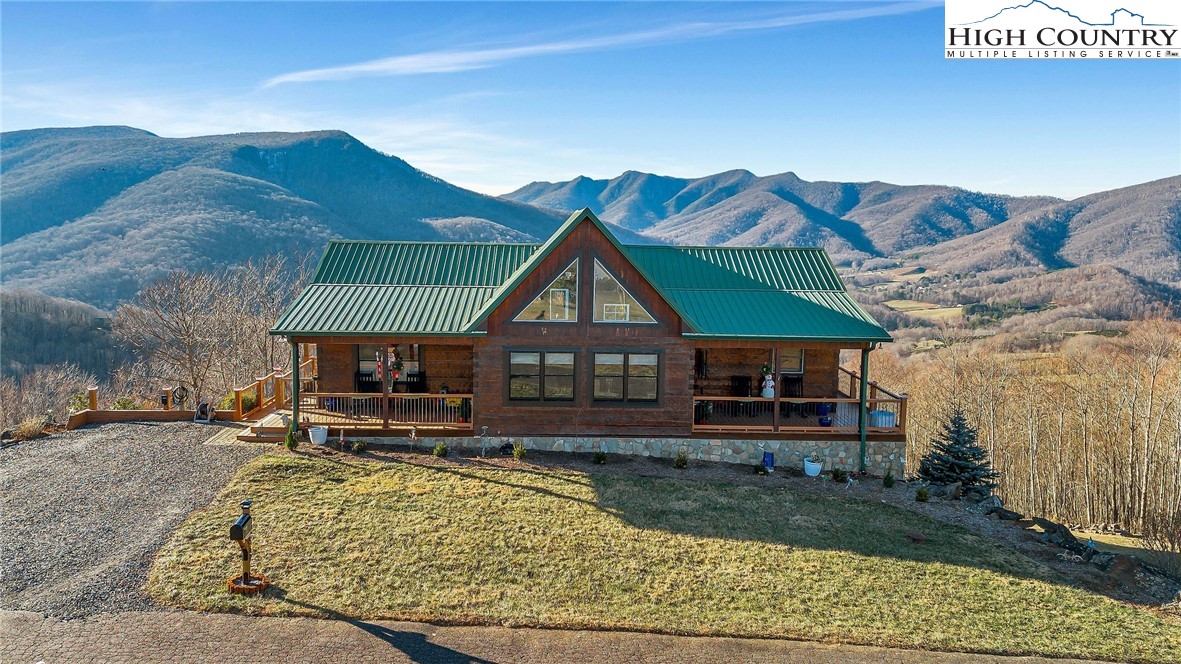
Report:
505,170,1061,263
0,126,567,307
506,171,1181,288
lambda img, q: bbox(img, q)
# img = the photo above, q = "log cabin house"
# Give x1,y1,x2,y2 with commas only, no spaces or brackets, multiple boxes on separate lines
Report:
270,209,907,473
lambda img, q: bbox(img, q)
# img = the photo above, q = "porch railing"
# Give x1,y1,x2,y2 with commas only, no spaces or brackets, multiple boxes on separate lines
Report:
227,358,316,421
296,392,474,430
692,393,906,435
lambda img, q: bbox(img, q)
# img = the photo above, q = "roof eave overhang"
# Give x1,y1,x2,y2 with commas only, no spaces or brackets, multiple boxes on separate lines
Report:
682,333,893,343
270,329,486,337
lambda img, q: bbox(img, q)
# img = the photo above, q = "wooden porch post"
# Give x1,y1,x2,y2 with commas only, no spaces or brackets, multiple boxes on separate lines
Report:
290,340,300,432
381,345,390,429
771,347,780,432
858,347,870,473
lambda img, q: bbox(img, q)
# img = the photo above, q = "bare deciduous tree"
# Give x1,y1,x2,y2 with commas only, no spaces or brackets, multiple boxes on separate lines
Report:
112,270,230,403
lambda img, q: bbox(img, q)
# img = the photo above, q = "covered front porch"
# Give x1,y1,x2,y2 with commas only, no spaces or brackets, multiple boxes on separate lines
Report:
279,339,905,440
688,343,905,437
286,338,476,432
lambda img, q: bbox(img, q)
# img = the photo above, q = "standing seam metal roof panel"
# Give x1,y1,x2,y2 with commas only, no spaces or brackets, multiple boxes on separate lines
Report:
312,241,539,286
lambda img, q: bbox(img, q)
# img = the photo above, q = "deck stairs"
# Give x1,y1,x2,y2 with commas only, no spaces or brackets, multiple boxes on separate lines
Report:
235,409,289,443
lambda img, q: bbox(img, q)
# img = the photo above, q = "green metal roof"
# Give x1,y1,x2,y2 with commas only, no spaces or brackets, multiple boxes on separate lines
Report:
272,285,497,335
620,245,890,342
623,246,845,291
312,241,538,286
273,209,891,343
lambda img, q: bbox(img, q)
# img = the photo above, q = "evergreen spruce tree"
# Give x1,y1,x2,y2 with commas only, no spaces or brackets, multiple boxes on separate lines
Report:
918,407,998,487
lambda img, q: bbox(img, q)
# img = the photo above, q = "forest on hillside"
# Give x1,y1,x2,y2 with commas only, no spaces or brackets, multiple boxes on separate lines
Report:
864,320,1181,570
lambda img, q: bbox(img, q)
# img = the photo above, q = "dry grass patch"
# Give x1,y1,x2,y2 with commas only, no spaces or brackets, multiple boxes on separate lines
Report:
149,454,1181,663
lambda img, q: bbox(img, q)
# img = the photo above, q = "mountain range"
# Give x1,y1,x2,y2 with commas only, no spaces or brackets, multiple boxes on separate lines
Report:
0,126,565,307
506,171,1181,288
2,126,1178,312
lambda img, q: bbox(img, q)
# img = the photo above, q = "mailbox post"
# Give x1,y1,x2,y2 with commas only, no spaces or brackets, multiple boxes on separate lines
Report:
227,499,267,594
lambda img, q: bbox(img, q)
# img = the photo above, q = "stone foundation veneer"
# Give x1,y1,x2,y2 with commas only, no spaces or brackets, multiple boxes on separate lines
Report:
354,434,906,477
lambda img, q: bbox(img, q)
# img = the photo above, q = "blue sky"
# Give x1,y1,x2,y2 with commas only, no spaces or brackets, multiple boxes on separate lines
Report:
2,1,1178,198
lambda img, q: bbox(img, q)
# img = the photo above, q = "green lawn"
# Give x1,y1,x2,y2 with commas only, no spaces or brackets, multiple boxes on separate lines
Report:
149,453,1181,662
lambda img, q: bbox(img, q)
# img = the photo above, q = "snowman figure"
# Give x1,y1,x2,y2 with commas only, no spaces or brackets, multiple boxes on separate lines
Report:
761,373,776,399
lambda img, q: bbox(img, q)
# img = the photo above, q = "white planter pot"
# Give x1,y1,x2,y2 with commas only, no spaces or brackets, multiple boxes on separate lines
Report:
309,426,329,446
803,457,823,477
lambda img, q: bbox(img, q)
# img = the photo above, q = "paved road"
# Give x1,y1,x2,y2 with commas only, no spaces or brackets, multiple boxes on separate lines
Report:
1,610,1106,664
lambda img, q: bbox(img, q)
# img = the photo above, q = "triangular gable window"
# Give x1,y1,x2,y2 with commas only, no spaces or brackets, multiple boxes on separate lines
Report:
514,259,579,322
593,259,656,324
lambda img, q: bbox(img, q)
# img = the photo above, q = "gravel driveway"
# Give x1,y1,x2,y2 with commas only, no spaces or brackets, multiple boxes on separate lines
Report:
0,422,262,618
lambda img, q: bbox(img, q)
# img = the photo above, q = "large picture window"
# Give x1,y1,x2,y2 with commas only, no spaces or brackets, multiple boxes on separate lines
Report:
514,259,579,322
593,352,659,402
592,260,655,324
508,351,575,401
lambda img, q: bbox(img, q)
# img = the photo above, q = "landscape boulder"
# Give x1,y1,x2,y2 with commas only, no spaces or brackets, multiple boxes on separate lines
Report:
970,495,1004,515
961,485,992,503
994,508,1024,521
927,481,961,500
1032,517,1087,554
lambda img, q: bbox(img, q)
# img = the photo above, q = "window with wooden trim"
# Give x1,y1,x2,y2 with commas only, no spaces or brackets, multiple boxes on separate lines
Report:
779,349,804,375
592,259,655,324
508,351,575,401
514,259,579,322
593,352,659,402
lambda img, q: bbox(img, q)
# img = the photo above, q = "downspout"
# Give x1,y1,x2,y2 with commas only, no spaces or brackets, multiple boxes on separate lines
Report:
858,345,873,474
290,339,300,433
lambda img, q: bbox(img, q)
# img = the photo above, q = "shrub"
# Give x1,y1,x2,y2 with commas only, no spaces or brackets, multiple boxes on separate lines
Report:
433,442,448,458
832,468,848,483
883,471,896,488
69,391,90,413
284,430,298,451
753,463,768,475
13,416,48,441
673,450,688,469
219,391,258,413
512,442,527,460
593,451,607,465
352,440,368,453
110,396,139,410
916,488,931,503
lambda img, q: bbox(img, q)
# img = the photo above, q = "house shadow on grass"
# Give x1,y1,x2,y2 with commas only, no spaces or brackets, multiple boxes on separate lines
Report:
578,470,1181,608
270,587,497,664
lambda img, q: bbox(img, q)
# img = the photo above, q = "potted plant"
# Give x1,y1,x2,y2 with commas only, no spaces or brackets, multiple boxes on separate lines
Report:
803,456,823,477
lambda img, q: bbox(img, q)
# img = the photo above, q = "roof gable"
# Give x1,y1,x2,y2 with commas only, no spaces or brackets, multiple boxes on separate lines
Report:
462,208,674,331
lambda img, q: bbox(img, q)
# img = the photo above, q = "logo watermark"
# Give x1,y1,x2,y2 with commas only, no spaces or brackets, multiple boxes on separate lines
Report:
945,0,1179,58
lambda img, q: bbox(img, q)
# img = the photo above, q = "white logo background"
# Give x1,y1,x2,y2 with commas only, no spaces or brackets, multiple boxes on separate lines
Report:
945,0,1180,58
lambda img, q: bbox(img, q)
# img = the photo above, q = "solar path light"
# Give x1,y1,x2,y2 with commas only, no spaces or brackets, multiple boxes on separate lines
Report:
227,499,268,594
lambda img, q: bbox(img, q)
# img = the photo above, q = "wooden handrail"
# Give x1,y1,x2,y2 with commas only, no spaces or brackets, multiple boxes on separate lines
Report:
301,392,473,399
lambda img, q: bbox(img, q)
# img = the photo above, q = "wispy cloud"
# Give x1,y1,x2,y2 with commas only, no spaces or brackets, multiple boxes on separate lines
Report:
263,2,939,87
